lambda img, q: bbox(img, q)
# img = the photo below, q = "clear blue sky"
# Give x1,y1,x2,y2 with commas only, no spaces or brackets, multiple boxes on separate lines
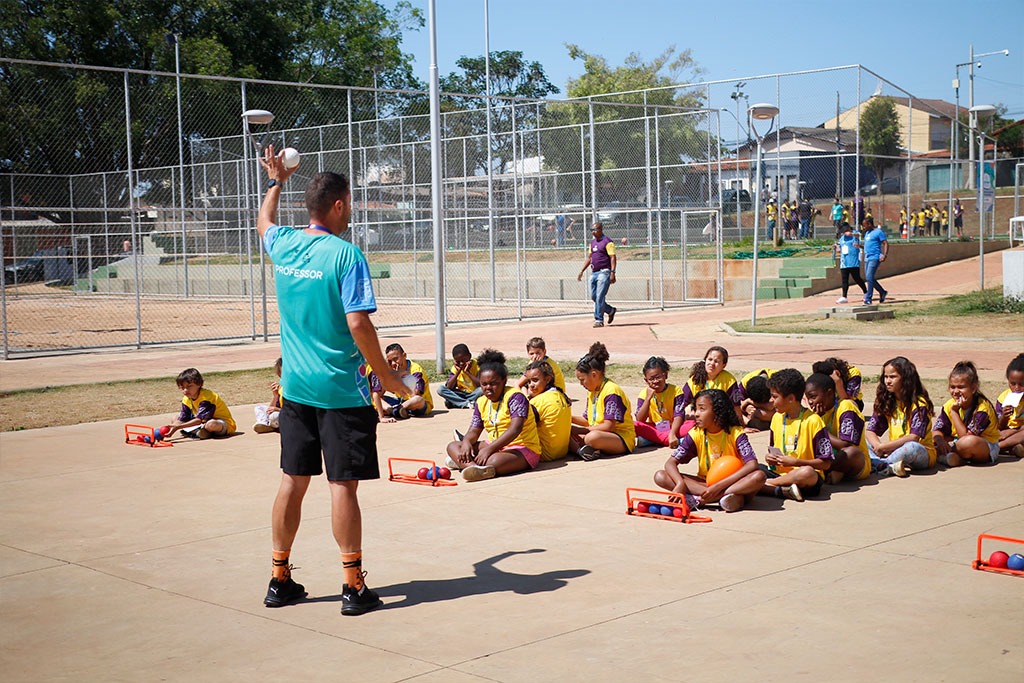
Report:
395,0,1023,130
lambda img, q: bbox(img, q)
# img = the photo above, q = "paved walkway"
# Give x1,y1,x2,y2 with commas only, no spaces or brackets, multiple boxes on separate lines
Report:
1,248,1022,682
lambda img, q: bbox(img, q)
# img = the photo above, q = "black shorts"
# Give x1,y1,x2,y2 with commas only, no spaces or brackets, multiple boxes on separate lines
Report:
759,464,824,498
279,401,380,481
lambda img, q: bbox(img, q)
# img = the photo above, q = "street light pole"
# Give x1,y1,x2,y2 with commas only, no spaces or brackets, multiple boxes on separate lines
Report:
748,103,779,327
962,46,1010,188
970,104,996,290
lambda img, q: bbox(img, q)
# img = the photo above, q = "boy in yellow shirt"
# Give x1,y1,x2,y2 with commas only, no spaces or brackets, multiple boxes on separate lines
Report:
165,367,236,439
437,343,481,409
758,368,833,501
370,343,433,421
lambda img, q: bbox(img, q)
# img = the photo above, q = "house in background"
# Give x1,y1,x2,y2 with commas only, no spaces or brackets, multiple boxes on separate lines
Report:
822,95,963,154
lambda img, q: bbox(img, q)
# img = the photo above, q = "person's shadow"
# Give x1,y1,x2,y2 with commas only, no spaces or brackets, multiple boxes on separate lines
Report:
306,549,589,610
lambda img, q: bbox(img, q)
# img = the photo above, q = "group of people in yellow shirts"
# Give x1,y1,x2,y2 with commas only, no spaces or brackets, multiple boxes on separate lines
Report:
368,340,1024,513
901,204,949,237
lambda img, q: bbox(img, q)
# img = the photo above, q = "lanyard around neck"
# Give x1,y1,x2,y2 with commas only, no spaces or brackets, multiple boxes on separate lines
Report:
308,223,333,236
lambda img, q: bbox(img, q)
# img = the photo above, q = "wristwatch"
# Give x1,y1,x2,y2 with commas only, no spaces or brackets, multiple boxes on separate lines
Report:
266,179,281,191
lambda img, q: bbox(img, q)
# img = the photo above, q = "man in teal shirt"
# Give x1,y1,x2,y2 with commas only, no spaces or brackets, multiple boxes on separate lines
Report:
861,217,889,305
257,144,404,616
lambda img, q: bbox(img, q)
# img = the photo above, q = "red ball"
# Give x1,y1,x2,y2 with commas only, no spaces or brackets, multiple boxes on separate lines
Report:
136,435,145,442
417,467,429,480
636,502,649,514
673,507,684,518
439,467,451,480
989,551,1010,568
157,426,169,437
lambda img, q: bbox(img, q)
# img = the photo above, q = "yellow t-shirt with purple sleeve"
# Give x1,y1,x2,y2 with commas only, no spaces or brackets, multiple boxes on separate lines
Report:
671,425,756,479
584,379,636,452
866,398,937,466
448,358,480,393
820,398,871,480
179,387,236,434
934,397,1000,445
368,360,433,412
635,384,684,428
471,387,541,454
997,389,1024,430
769,408,833,479
682,370,744,408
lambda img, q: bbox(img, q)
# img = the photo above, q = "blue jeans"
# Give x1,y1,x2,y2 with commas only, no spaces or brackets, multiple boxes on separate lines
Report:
589,269,613,321
436,385,482,409
864,258,888,304
870,441,931,471
799,218,810,239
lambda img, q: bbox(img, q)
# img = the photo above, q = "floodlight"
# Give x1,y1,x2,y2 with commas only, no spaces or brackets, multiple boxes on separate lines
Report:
749,103,780,120
242,109,275,125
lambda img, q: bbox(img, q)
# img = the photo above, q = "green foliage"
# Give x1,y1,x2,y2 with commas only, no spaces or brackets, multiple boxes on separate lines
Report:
540,46,708,204
438,50,559,175
940,290,1024,315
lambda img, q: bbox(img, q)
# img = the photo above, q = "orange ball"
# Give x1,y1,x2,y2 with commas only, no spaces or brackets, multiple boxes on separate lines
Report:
706,454,743,486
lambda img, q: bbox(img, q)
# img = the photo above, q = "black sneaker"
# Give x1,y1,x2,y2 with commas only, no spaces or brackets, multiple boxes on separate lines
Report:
607,306,617,324
264,577,306,607
341,583,383,616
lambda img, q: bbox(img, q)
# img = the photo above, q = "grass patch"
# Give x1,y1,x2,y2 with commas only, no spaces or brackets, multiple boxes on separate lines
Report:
728,291,1024,338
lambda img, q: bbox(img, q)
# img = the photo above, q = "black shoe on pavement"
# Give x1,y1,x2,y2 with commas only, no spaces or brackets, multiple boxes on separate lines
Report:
341,583,383,616
607,306,617,324
264,577,307,607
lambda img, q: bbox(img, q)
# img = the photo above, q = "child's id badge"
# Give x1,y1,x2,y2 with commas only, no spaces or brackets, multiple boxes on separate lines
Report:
841,245,849,255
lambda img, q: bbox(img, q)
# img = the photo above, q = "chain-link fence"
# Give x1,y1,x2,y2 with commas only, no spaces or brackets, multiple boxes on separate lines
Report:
2,59,1021,357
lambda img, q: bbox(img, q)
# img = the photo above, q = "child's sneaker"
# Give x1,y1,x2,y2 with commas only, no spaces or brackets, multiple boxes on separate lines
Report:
253,422,275,434
197,428,211,439
1012,444,1024,459
444,454,463,471
781,483,803,501
264,577,306,607
453,429,465,442
578,445,602,461
888,460,909,478
461,464,496,482
719,493,744,512
341,583,383,616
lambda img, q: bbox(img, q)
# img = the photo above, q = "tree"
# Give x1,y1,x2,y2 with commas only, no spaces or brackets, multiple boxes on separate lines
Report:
0,1,424,188
438,50,559,176
541,45,708,205
859,96,902,201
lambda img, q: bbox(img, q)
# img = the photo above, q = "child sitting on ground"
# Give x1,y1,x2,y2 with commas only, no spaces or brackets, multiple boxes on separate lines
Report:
654,388,766,513
253,357,283,434
523,359,572,461
634,356,687,448
680,346,745,422
866,356,936,477
996,353,1024,457
570,341,636,461
370,343,433,422
933,360,1001,467
804,372,870,484
515,337,566,392
757,368,834,501
436,343,481,409
445,349,542,482
812,357,865,410
164,367,236,439
740,369,774,432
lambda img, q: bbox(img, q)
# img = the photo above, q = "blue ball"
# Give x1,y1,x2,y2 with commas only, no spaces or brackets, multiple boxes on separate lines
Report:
143,435,152,444
654,505,667,516
1008,553,1024,571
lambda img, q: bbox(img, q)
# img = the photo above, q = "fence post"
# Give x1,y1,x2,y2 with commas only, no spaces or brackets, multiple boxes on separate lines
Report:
125,71,142,349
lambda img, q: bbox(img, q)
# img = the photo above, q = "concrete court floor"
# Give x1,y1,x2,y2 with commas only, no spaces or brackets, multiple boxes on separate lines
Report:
1,249,1022,681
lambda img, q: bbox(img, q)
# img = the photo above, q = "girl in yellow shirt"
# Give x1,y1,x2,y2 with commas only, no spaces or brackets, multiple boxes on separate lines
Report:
654,388,766,512
997,353,1024,456
524,359,572,461
445,349,542,482
682,346,744,421
933,360,1001,466
634,356,687,448
866,357,936,477
571,342,636,461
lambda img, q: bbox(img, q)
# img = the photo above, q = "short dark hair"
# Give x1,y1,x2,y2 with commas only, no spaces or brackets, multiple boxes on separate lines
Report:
176,367,203,387
526,337,546,351
385,343,404,355
305,172,350,218
1007,353,1024,377
767,368,805,400
745,375,770,403
805,372,836,394
452,343,470,357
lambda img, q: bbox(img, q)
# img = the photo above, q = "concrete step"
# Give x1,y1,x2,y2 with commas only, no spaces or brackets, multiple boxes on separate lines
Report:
818,304,895,320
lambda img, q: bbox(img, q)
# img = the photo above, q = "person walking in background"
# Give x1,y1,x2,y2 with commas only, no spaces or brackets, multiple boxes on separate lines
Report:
798,197,812,239
834,222,866,304
831,198,844,233
577,222,617,328
953,198,964,237
861,217,889,305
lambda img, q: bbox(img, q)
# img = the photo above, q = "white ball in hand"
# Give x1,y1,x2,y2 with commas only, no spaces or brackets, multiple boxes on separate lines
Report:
282,147,300,169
